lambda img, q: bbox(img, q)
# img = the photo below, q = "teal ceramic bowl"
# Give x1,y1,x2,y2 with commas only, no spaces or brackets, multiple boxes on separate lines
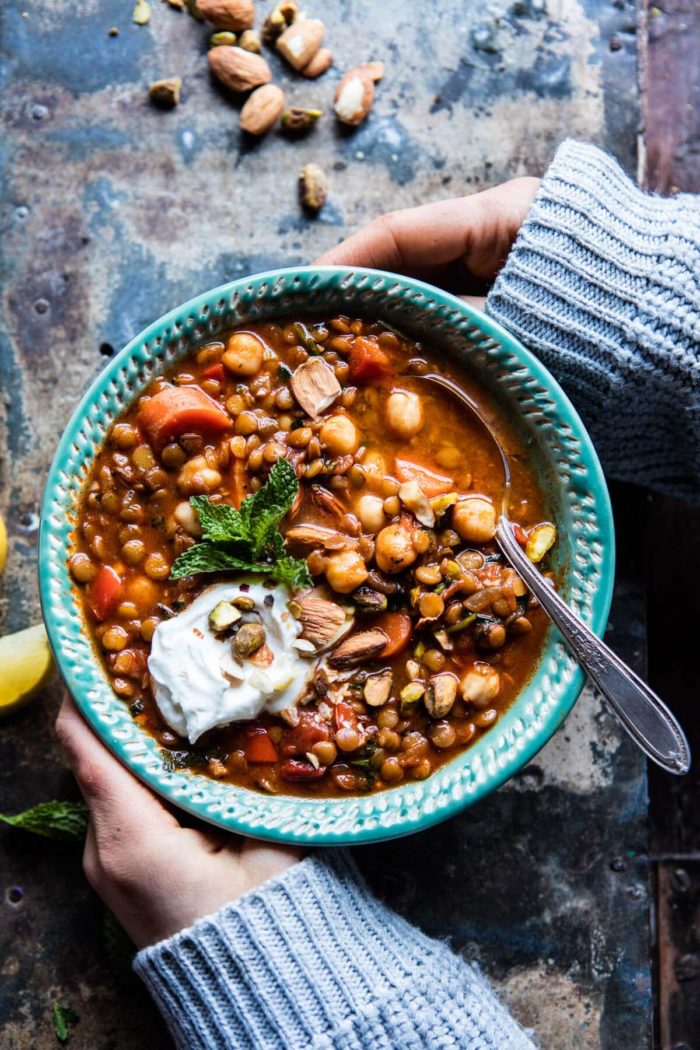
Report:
39,267,614,845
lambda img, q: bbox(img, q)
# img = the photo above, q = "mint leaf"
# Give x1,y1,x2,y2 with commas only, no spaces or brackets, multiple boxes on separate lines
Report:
170,459,308,592
271,555,312,591
190,497,244,544
170,543,268,580
1,801,88,841
52,1001,80,1043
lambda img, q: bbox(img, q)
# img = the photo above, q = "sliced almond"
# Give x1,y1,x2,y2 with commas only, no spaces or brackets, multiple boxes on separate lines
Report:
301,47,333,78
208,46,272,93
398,480,435,527
196,0,255,31
240,83,286,135
328,628,388,669
334,68,374,126
290,357,341,417
276,18,324,71
285,523,350,549
294,595,353,651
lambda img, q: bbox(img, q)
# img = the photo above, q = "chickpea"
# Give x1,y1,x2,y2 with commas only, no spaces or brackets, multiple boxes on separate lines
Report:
461,663,501,707
324,549,368,594
385,389,424,438
173,500,202,537
320,414,359,456
452,496,497,543
383,495,400,517
126,574,159,607
361,448,388,487
436,445,461,469
177,455,222,495
375,523,417,574
144,552,170,580
121,538,145,564
68,552,97,583
356,494,386,534
222,332,265,377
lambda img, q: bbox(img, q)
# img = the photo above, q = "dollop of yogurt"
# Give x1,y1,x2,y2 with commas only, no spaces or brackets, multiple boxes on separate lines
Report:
148,581,311,744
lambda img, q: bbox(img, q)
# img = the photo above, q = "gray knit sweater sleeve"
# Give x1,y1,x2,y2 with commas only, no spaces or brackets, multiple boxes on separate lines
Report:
134,851,535,1049
487,140,699,500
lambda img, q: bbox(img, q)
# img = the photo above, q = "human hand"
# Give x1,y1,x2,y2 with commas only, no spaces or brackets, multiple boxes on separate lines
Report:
56,695,301,949
316,177,540,292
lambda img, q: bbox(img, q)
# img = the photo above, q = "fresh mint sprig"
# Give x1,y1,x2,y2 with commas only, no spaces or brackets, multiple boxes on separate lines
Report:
170,458,311,591
0,800,89,841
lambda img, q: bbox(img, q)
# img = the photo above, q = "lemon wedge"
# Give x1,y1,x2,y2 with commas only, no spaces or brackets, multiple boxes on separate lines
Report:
0,515,6,575
0,623,54,718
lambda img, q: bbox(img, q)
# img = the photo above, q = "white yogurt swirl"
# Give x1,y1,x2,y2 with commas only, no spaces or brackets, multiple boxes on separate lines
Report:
148,581,311,744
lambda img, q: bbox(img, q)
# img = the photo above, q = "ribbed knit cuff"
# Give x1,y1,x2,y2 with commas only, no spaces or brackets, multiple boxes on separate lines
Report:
134,850,535,1050
487,139,700,499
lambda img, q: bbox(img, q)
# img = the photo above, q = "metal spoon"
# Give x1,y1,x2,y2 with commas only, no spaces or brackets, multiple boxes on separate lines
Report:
419,372,691,775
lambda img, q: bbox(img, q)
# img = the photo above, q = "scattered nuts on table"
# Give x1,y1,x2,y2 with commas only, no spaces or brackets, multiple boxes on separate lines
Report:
148,78,182,107
262,0,298,43
133,0,152,25
334,65,376,125
276,18,325,71
281,106,323,132
298,162,328,212
240,83,286,134
195,0,255,31
208,46,273,92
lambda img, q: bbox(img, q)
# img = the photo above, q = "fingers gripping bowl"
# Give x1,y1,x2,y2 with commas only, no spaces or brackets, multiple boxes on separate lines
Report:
40,268,614,845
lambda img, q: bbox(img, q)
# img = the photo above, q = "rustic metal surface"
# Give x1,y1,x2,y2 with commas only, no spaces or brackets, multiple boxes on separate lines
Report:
0,0,648,1046
640,2,700,1044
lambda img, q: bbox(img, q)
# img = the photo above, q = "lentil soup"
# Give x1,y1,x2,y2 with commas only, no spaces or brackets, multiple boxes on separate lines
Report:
71,316,557,796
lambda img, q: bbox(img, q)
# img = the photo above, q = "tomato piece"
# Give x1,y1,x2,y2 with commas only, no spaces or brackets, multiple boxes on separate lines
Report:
348,338,391,383
394,455,454,498
243,727,278,764
279,759,327,782
88,565,123,622
333,701,359,732
372,612,412,658
202,363,225,382
513,523,528,547
280,713,332,757
138,386,231,450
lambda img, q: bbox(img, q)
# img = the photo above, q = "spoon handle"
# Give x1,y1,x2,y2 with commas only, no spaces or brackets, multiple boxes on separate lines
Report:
496,520,691,775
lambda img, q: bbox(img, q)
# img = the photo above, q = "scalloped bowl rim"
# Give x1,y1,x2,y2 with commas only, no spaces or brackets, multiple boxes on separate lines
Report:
39,266,614,846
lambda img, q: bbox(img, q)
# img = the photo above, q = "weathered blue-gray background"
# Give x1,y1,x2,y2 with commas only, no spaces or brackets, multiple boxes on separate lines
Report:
0,1,648,1046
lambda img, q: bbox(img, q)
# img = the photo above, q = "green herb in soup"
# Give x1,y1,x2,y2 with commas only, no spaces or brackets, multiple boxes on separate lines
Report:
70,315,557,796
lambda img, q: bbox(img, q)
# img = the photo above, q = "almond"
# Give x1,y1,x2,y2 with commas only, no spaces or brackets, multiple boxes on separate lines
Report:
208,46,272,92
334,67,374,126
196,0,254,30
239,83,285,134
290,357,340,416
357,60,384,82
301,47,333,78
276,18,324,71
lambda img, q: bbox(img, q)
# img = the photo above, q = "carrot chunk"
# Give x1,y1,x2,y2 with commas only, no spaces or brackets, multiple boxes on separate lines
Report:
138,386,231,450
394,454,454,498
244,727,278,764
372,612,413,658
348,338,391,383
